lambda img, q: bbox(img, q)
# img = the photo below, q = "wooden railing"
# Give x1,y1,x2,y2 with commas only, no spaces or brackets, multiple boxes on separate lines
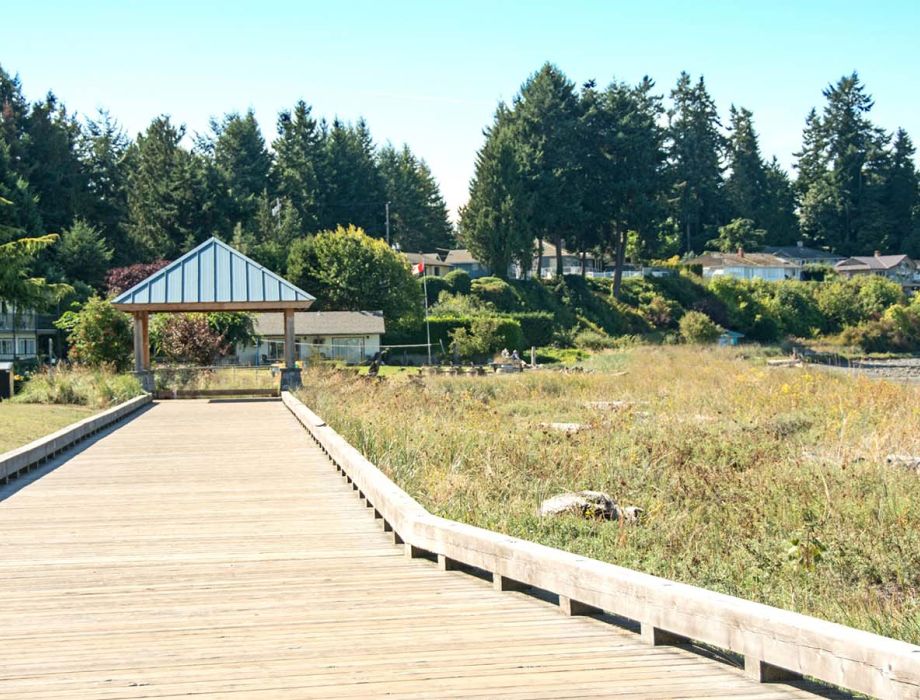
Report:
282,391,920,699
1,394,152,483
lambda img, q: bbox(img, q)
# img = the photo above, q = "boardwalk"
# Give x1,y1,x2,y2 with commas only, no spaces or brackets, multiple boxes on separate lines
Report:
0,400,834,699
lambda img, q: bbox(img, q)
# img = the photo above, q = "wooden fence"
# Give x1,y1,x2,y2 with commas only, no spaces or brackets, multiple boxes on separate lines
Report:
282,390,920,699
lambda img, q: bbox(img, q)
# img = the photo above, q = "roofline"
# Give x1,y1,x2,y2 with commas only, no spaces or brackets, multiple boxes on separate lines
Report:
113,300,315,313
112,237,315,306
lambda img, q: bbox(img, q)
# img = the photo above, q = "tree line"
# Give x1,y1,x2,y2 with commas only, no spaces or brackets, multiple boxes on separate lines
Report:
459,64,920,294
0,63,452,297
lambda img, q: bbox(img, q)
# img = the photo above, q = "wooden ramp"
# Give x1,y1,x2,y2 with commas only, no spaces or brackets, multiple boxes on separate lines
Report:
0,400,831,699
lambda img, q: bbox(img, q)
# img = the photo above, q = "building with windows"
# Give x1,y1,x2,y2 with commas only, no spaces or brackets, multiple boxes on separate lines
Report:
834,253,918,291
233,311,386,366
0,304,57,362
684,250,802,282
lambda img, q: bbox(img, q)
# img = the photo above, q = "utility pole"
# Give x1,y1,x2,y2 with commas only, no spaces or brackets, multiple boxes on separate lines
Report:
385,201,391,246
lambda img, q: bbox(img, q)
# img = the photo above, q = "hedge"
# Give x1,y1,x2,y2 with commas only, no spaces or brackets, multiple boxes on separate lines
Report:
507,311,555,346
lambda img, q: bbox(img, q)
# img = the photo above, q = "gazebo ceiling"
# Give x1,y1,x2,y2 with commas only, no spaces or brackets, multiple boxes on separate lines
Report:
112,237,315,313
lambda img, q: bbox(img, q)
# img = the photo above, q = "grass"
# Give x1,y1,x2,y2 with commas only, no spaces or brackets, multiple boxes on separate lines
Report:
13,367,143,408
297,345,920,644
153,366,276,391
0,403,97,453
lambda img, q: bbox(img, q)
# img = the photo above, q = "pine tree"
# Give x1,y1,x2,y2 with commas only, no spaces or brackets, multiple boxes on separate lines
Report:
667,73,726,254
0,135,42,243
206,110,272,238
458,105,531,278
272,101,324,232
76,110,131,262
124,116,208,260
378,144,453,251
55,219,113,289
882,129,919,253
20,93,86,233
581,77,666,295
760,158,800,246
0,65,28,166
509,63,583,276
317,118,386,236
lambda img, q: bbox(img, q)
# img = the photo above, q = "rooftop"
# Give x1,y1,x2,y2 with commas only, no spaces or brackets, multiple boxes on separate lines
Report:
686,252,800,268
835,254,913,272
763,245,844,261
443,249,479,265
112,237,315,311
254,310,385,337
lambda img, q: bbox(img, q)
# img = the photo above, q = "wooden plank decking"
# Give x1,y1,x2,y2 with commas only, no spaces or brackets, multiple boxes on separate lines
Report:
0,400,837,698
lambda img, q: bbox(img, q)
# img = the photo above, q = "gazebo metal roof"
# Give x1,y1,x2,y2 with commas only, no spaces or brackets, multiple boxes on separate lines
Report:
112,237,315,312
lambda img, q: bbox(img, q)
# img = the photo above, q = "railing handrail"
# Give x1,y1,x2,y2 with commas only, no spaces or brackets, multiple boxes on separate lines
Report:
282,390,920,699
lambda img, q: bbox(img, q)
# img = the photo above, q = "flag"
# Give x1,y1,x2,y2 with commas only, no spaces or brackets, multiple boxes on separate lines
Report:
412,261,425,276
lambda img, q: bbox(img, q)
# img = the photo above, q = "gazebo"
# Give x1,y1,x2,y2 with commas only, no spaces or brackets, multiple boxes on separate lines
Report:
112,237,315,390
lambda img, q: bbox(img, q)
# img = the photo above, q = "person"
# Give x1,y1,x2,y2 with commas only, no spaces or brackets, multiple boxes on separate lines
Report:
511,349,520,362
501,348,510,359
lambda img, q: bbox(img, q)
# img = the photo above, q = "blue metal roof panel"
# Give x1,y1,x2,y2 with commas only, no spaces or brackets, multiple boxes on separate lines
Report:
112,238,315,307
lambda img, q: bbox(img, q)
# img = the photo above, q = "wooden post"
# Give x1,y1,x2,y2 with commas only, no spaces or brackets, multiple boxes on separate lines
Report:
133,313,144,373
140,312,150,370
283,309,296,369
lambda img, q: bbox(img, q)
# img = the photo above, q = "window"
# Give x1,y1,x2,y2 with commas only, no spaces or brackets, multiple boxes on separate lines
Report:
17,338,36,356
0,339,12,356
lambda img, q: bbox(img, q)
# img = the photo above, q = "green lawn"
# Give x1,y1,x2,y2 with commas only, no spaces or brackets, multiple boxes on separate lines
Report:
0,403,97,454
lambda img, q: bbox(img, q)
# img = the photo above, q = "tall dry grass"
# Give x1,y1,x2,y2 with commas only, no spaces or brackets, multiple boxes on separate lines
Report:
13,367,143,408
298,346,920,643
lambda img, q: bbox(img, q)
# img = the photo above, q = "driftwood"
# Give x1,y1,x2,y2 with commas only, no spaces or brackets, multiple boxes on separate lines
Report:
887,454,920,472
539,490,642,522
540,422,587,434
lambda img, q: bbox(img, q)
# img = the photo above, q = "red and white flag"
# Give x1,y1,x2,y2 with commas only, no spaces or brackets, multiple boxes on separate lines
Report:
412,261,425,276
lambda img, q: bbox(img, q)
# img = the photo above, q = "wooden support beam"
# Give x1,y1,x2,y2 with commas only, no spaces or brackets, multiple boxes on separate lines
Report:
641,622,691,646
437,554,461,571
559,595,601,616
493,574,529,592
283,308,296,369
140,312,150,370
132,313,144,373
745,657,802,683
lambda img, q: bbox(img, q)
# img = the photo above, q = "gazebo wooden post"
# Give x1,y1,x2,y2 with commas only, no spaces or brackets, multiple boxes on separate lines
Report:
133,312,153,391
280,308,301,390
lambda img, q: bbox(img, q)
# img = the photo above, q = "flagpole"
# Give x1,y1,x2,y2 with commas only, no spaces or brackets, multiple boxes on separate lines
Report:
421,254,432,365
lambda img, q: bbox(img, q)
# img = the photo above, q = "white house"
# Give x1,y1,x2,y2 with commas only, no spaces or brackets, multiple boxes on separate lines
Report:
234,311,386,366
685,250,802,282
763,242,845,267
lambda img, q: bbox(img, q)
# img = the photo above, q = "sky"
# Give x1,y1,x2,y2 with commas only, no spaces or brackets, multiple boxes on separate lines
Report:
4,0,919,221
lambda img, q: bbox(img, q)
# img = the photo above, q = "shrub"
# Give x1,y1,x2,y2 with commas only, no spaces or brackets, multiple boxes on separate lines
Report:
13,367,143,408
508,311,555,347
573,329,617,350
679,311,721,344
763,283,824,337
855,275,904,319
640,295,682,329
152,313,229,365
444,269,471,294
55,296,134,371
420,276,451,306
450,316,523,360
105,260,170,296
471,276,520,311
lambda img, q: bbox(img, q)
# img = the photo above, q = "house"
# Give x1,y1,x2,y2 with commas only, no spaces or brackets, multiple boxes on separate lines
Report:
507,240,599,279
685,250,802,282
834,253,918,291
234,311,386,366
404,252,453,277
0,303,57,362
763,242,845,267
442,249,490,278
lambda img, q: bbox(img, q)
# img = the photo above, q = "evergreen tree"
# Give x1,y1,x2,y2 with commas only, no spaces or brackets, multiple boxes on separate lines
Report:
76,110,131,262
378,143,453,251
55,219,113,289
272,100,324,232
581,77,666,295
20,93,86,233
0,135,41,242
458,105,531,278
881,129,920,253
509,63,583,275
318,118,386,236
124,116,208,260
667,73,726,254
793,108,827,199
760,158,800,246
0,65,28,166
206,110,272,238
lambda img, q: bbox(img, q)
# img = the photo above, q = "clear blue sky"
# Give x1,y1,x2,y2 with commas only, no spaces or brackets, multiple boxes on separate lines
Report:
4,0,919,220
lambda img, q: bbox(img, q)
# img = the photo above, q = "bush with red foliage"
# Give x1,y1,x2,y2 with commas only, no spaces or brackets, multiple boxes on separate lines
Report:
105,260,171,296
